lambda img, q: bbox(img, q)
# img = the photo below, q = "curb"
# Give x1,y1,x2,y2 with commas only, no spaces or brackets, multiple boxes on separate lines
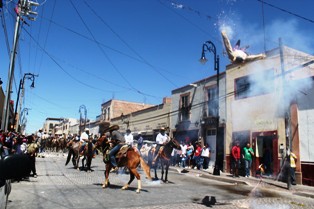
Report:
170,167,314,199
170,167,248,185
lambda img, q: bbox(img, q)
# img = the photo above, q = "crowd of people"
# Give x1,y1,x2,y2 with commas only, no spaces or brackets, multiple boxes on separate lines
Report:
0,129,41,178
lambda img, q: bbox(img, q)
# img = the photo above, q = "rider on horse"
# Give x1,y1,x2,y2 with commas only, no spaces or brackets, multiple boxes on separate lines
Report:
79,128,90,156
107,125,125,171
153,127,169,164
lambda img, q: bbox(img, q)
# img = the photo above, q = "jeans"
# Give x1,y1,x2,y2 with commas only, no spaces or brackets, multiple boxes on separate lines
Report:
181,157,186,168
244,159,252,177
109,144,123,167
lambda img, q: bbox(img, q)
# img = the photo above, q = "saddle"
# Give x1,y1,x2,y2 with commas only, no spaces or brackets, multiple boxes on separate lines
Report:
103,145,130,163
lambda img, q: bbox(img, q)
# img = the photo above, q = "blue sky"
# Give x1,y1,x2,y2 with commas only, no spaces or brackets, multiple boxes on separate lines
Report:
1,0,313,134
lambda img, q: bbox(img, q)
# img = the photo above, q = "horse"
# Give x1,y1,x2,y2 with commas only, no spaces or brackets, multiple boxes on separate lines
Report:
95,135,152,193
65,139,80,169
152,138,181,183
65,139,94,172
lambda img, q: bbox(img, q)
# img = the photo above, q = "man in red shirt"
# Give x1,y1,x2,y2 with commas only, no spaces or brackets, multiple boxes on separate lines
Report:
231,141,241,177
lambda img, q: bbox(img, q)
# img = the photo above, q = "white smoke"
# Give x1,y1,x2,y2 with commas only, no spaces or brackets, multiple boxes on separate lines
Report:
216,10,314,130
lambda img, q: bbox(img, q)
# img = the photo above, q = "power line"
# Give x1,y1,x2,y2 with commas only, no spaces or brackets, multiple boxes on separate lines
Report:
69,0,162,100
257,0,314,24
84,0,178,88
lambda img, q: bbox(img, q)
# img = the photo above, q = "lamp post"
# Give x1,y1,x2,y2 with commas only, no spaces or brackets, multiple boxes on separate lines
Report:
14,73,38,131
79,105,87,135
20,107,30,135
199,40,220,175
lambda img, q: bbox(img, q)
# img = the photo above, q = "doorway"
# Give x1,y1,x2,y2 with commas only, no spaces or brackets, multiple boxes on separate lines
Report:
253,131,278,177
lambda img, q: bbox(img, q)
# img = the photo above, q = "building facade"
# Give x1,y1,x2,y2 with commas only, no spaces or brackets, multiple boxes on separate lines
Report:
110,97,171,141
99,99,154,134
225,46,314,185
170,73,226,168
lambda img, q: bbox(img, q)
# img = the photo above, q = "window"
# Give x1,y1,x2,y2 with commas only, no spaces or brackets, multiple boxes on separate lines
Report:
180,94,190,121
235,69,274,99
107,107,110,120
207,87,218,117
207,129,216,136
49,123,53,129
103,109,107,121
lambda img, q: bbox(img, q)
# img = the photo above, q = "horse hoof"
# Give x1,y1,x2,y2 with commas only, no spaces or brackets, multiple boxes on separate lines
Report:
136,189,140,194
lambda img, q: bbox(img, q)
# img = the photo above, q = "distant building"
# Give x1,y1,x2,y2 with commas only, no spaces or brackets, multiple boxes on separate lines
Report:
110,97,171,141
99,99,154,134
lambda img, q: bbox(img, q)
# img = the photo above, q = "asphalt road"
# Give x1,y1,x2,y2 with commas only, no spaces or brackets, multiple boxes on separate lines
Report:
7,152,314,209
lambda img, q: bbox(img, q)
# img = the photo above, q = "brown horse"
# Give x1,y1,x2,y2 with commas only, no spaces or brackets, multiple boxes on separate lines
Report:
152,138,181,183
66,139,94,172
95,136,152,193
65,139,80,169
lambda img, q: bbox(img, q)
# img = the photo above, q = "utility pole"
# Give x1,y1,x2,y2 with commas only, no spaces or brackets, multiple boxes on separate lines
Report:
1,0,39,131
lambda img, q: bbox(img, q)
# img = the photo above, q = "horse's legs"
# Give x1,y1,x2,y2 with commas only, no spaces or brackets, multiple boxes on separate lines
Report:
122,168,141,193
153,158,159,180
161,161,165,181
154,165,158,180
102,164,111,188
76,156,80,170
165,161,170,183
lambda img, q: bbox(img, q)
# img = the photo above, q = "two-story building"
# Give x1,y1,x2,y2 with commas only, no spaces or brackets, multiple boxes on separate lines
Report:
225,45,314,185
98,99,154,134
110,97,171,141
170,73,226,168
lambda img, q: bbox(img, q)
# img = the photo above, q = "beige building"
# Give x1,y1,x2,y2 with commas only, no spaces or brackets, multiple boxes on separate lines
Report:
225,45,314,185
110,97,171,141
98,99,154,134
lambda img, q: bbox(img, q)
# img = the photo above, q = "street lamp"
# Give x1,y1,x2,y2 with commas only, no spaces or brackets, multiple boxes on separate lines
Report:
14,73,38,131
20,107,30,135
199,40,220,175
79,105,87,135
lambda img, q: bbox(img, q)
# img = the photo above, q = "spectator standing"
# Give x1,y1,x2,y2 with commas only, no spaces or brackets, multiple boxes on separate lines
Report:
124,129,134,146
170,148,177,166
288,149,297,185
232,141,241,177
186,142,194,168
193,143,202,170
201,144,211,171
137,133,143,151
180,142,187,168
243,142,254,177
27,135,39,178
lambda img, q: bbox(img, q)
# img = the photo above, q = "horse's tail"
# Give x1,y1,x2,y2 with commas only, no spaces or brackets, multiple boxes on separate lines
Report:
65,149,72,166
140,156,152,180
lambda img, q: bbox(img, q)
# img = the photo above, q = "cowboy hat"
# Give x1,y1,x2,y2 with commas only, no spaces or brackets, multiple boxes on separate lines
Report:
104,124,120,132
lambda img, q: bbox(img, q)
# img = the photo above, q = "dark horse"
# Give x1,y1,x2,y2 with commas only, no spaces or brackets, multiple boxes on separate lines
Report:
152,138,181,183
65,139,94,172
95,135,151,193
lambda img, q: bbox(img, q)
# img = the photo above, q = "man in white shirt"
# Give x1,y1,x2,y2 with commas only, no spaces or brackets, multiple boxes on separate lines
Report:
180,142,188,168
153,127,168,163
79,128,90,156
124,129,133,146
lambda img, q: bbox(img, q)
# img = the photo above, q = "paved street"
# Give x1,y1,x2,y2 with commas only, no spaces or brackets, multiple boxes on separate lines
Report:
7,152,314,209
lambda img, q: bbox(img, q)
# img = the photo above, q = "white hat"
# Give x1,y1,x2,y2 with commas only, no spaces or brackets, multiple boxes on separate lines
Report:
85,128,89,131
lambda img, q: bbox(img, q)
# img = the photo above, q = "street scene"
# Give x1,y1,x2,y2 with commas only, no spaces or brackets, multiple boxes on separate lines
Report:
1,1,314,209
6,152,314,209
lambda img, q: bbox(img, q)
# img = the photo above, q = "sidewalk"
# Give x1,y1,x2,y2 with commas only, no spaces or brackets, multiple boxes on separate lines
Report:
170,165,314,199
